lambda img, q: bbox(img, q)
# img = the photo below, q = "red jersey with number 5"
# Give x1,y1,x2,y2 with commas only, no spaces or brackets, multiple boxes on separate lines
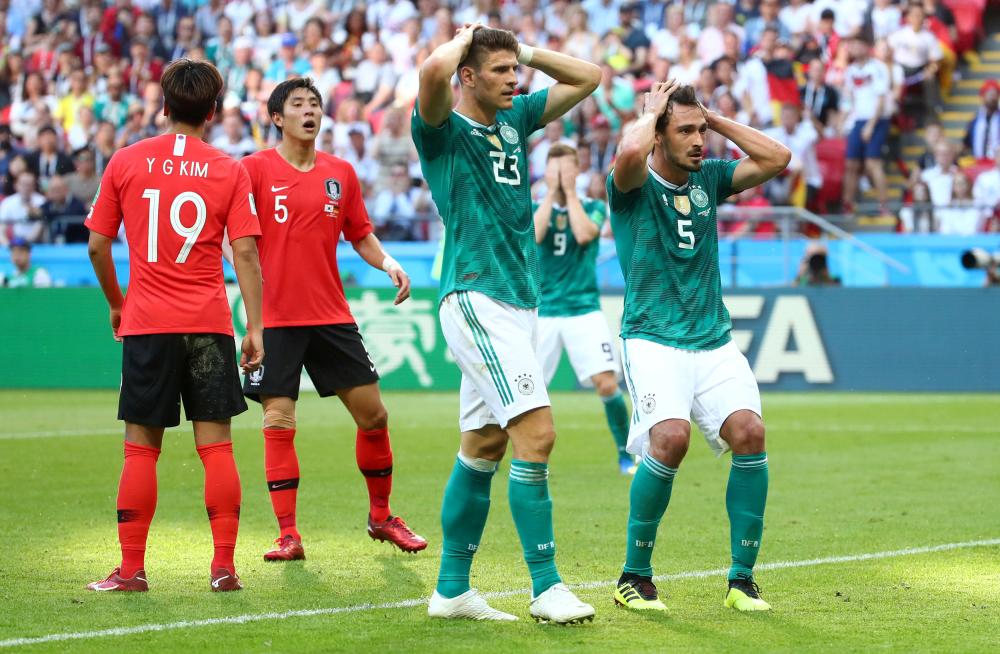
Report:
85,133,261,336
240,148,373,328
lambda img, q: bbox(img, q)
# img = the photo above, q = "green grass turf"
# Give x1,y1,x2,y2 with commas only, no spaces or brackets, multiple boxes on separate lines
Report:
0,391,998,653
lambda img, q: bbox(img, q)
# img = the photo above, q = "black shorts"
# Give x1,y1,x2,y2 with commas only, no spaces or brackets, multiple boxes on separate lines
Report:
119,333,248,428
243,323,379,402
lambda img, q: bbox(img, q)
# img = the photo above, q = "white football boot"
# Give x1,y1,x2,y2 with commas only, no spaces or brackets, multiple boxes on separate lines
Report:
529,583,596,624
428,589,518,621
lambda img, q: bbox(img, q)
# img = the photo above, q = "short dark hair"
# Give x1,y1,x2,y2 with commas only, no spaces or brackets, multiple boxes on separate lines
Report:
655,85,702,132
459,27,519,71
159,59,224,127
267,77,323,137
38,125,57,138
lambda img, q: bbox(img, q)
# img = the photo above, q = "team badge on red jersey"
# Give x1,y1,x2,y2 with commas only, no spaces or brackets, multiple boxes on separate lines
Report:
325,178,342,200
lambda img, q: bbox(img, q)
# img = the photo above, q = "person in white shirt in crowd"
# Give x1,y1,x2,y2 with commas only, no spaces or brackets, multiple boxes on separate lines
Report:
936,173,984,235
972,148,1000,228
0,171,46,245
307,49,342,108
869,0,902,42
887,3,943,118
809,0,867,39
583,0,621,38
779,0,813,40
354,41,398,119
672,37,704,86
530,120,576,181
920,140,961,207
764,103,822,206
899,181,936,233
698,3,743,65
211,112,257,160
650,4,697,63
370,164,432,240
341,127,380,195
841,34,892,210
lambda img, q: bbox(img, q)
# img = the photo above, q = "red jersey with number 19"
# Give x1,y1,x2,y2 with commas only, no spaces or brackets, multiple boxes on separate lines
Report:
85,133,261,336
240,148,373,328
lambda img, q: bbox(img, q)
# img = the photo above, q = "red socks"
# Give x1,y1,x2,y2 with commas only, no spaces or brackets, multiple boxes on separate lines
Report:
117,441,160,578
356,427,393,522
263,428,300,539
197,441,242,572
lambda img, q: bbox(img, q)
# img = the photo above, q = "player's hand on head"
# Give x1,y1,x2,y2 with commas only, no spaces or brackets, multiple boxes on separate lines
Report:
109,307,122,342
544,157,561,190
240,330,264,373
558,157,576,190
644,79,678,118
388,266,411,305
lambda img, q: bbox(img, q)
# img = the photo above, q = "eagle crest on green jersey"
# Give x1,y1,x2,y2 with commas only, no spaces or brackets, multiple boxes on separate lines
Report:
412,89,549,308
534,198,608,317
607,159,739,350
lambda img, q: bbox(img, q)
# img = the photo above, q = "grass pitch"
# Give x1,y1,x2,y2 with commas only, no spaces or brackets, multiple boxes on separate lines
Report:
0,390,997,653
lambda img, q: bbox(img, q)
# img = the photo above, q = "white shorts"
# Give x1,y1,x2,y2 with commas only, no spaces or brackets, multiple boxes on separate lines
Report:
621,338,762,457
439,291,550,431
538,311,620,385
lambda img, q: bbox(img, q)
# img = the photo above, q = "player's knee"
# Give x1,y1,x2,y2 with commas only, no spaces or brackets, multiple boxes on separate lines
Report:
726,414,766,454
648,422,690,465
355,404,388,431
262,405,296,430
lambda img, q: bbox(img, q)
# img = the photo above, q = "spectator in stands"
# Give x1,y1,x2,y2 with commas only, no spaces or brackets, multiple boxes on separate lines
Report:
42,175,86,244
936,173,983,235
66,148,100,211
650,4,691,63
563,5,602,64
0,125,23,181
619,2,651,75
972,148,1000,231
920,139,960,207
123,38,163,96
698,4,742,65
54,69,95,135
93,121,117,174
744,0,789,55
194,0,225,41
212,112,256,160
587,113,616,175
794,243,842,286
371,106,416,194
841,34,892,210
887,3,943,121
0,172,46,245
963,80,1000,162
3,156,30,197
27,126,74,191
801,61,840,135
116,101,154,149
93,72,132,129
2,238,52,288
9,72,57,139
205,15,237,79
910,120,944,176
583,0,621,38
67,104,98,152
265,33,309,82
779,0,813,40
342,127,379,196
899,180,935,233
765,103,821,207
870,0,903,43
593,63,635,131
371,163,421,241
354,41,397,119
672,37,703,86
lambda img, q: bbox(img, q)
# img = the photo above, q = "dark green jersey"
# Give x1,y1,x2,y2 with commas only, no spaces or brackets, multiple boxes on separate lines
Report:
411,90,549,308
607,159,740,350
534,197,607,317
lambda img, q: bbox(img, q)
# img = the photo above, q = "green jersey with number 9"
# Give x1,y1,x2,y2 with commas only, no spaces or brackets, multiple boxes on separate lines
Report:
412,89,549,308
607,158,739,350
533,197,607,317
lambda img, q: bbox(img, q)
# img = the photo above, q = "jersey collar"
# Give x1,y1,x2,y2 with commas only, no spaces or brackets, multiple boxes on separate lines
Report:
454,110,497,132
647,165,690,193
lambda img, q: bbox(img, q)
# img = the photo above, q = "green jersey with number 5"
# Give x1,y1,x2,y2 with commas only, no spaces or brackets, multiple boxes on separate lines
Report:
534,197,607,317
607,158,739,350
412,89,549,308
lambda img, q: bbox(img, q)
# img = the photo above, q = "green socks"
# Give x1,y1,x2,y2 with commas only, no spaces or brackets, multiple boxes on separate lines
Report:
623,453,677,577
726,452,769,580
436,454,496,598
509,460,561,597
601,391,631,457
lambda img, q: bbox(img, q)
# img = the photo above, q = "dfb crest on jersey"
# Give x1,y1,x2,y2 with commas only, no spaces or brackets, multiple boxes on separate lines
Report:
691,187,709,208
673,195,691,216
555,213,568,230
500,125,519,145
324,178,342,201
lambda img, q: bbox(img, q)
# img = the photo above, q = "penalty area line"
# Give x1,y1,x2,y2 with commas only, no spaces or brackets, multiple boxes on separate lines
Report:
2,537,998,648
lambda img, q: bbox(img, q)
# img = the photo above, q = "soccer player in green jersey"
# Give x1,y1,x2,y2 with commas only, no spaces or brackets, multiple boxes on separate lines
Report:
413,25,600,623
533,144,634,475
606,81,791,613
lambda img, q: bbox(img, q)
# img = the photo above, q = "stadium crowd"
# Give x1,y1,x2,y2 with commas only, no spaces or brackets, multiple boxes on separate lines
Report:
0,0,998,247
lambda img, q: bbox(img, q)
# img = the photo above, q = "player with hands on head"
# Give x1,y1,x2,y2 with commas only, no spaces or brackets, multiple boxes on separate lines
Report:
414,22,601,623
85,58,264,594
533,145,633,475
607,79,790,613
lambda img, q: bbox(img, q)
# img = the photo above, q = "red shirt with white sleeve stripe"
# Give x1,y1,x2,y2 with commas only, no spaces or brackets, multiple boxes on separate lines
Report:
85,133,261,336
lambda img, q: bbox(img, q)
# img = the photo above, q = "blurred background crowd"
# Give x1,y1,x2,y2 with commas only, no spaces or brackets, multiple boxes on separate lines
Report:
0,0,998,248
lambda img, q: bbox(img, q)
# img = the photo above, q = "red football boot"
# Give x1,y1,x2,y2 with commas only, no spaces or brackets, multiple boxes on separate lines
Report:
87,567,149,592
367,515,428,553
263,534,306,562
210,568,243,592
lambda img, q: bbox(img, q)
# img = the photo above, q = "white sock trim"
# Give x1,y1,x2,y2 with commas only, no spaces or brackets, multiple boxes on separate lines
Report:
458,451,499,473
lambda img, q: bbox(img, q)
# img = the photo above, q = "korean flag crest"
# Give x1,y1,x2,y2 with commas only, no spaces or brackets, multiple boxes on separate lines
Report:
673,195,691,216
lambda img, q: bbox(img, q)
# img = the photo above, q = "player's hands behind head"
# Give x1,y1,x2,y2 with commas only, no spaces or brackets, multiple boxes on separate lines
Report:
455,22,483,47
240,329,264,374
643,79,680,119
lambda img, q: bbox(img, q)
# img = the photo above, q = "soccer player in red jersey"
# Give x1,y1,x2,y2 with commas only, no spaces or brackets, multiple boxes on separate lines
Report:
84,59,264,592
238,78,426,560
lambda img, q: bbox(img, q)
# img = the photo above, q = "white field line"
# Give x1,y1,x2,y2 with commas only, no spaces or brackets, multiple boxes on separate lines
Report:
1,538,997,649
3,422,997,442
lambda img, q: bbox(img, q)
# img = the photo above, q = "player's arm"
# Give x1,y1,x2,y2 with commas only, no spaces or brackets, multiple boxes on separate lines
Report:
561,161,599,245
613,80,678,193
230,235,264,372
524,46,601,126
706,110,792,194
351,232,411,305
534,157,562,243
87,231,124,342
417,23,480,127
221,228,234,266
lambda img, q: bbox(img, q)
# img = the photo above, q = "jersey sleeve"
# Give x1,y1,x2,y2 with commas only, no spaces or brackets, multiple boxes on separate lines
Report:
513,88,550,135
84,154,122,239
584,198,608,227
606,170,642,215
226,163,262,242
703,158,741,203
341,165,374,242
411,100,452,162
